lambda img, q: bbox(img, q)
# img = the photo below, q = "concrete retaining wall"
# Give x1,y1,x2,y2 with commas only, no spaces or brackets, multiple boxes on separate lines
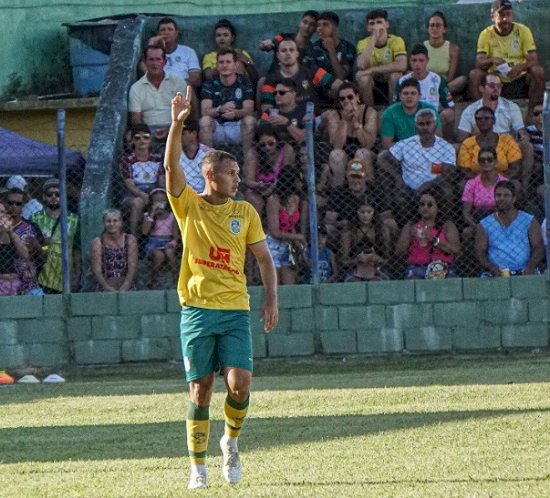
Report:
1,276,549,369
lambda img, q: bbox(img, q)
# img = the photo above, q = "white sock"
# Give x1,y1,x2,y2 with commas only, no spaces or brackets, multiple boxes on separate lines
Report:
222,433,238,450
191,464,206,475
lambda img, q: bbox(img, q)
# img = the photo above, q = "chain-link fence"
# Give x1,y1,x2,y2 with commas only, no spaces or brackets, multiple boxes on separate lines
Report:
1,96,548,295
0,113,86,296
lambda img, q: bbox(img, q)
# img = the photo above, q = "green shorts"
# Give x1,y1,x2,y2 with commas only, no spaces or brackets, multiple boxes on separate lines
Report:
180,306,252,381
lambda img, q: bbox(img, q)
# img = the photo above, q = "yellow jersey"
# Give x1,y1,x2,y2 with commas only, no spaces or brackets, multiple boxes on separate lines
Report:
168,186,265,310
202,49,253,70
476,23,536,82
356,34,407,67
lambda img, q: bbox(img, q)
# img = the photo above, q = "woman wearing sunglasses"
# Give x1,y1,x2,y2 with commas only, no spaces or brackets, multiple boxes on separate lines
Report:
244,125,294,217
462,147,507,236
325,81,377,189
0,198,29,295
395,188,461,279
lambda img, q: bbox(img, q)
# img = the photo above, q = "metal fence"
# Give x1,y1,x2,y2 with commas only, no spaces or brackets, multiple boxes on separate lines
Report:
0,94,548,295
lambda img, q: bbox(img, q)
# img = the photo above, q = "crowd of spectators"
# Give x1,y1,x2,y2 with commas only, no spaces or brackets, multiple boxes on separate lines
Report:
0,1,548,294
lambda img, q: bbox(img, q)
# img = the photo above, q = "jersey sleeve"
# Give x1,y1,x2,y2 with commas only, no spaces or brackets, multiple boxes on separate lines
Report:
310,67,334,90
167,184,193,220
246,204,266,245
128,83,141,113
476,28,491,56
502,134,522,163
187,48,200,71
457,139,476,170
390,36,407,59
519,25,536,55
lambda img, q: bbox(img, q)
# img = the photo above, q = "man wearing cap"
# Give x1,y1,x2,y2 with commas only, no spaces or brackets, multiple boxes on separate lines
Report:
303,11,355,82
5,176,43,220
325,157,392,233
178,119,213,193
469,0,544,117
30,179,81,293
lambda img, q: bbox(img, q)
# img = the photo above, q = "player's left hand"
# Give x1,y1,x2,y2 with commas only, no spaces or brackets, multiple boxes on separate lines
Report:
171,88,192,123
260,301,278,333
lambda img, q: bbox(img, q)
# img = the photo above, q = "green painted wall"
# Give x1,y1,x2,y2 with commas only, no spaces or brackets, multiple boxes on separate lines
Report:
1,1,548,98
1,277,549,369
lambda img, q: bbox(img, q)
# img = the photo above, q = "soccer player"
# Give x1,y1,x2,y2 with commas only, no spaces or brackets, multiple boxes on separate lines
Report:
164,89,279,490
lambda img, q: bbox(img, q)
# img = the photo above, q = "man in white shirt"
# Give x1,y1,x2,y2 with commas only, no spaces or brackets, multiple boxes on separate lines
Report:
129,45,186,142
178,119,213,193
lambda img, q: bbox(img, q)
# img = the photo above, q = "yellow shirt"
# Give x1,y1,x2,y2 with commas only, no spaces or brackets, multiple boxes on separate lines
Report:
202,49,253,70
424,40,450,78
457,134,522,173
476,23,536,82
168,186,265,310
356,34,407,66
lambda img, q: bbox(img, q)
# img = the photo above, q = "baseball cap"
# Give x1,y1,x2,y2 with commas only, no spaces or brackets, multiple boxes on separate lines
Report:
42,178,60,192
6,175,27,192
346,158,369,177
491,0,512,13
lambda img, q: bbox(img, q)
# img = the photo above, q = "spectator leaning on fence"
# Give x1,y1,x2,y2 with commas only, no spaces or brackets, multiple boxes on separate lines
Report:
7,188,43,295
0,197,29,296
30,179,81,294
91,209,138,292
475,180,544,276
325,81,378,189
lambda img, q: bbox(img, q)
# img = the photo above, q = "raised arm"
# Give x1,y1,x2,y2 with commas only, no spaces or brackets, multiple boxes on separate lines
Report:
165,89,192,197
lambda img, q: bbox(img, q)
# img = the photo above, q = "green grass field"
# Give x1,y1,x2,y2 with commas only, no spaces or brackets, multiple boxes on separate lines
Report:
2,355,550,497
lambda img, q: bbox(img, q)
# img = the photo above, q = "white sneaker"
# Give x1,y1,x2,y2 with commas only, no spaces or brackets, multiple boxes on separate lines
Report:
187,468,207,490
220,435,242,484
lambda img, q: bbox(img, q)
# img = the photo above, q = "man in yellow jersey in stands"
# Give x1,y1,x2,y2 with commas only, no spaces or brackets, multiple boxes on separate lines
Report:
164,89,278,490
469,0,544,117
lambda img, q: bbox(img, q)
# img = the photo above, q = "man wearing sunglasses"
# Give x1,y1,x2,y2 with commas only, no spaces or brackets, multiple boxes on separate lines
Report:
258,79,306,144
30,179,81,293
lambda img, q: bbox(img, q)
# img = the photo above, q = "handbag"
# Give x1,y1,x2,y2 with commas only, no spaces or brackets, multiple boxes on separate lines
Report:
424,227,448,280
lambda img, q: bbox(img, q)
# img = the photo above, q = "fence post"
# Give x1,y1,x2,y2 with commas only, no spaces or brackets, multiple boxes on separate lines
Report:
57,108,71,293
543,86,550,273
305,102,320,287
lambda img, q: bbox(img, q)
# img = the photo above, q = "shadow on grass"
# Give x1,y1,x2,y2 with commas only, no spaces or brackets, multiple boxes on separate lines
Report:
1,407,549,464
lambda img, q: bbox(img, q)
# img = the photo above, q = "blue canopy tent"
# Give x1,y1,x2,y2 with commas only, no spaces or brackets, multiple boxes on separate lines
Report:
0,127,86,177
